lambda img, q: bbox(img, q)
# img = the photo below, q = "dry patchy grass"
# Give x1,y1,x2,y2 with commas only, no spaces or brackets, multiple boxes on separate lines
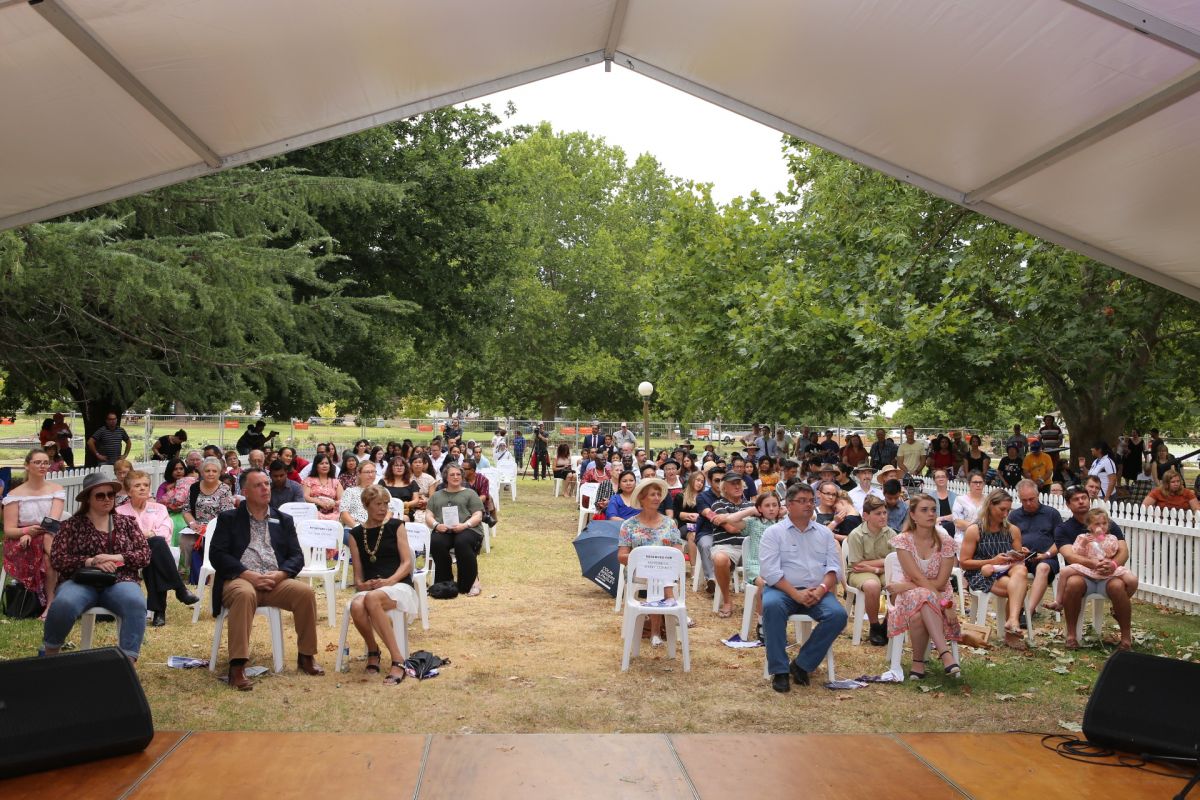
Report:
3,478,1198,734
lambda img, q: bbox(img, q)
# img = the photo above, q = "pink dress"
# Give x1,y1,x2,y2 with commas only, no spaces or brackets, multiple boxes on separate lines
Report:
1071,534,1129,579
302,477,340,521
887,531,962,641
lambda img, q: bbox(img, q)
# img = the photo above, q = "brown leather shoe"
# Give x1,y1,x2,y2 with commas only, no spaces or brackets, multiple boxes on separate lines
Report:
227,663,254,691
297,654,325,676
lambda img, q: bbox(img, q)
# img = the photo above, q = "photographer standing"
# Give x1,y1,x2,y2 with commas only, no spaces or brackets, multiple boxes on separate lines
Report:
530,423,551,481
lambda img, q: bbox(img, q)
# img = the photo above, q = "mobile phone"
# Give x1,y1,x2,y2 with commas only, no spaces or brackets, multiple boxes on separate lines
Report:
40,517,61,534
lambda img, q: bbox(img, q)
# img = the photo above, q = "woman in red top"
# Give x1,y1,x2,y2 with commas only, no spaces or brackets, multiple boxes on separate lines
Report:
927,436,958,475
1142,469,1200,512
839,434,869,471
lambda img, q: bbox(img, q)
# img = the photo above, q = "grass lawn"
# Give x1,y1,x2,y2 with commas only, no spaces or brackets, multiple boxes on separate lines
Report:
1,477,1198,734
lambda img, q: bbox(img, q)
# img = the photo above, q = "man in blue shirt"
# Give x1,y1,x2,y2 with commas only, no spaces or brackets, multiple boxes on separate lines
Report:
758,482,847,693
1009,479,1062,616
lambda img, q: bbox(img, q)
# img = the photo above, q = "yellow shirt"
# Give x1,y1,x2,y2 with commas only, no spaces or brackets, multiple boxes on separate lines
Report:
1022,453,1053,483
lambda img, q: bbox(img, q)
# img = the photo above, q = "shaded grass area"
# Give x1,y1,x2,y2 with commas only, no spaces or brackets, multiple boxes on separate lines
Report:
1,478,1197,735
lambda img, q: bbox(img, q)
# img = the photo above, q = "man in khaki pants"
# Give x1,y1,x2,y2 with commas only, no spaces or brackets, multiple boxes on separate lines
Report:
210,468,324,690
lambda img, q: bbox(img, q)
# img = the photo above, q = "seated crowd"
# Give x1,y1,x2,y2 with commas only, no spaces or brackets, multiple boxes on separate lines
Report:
2,419,512,689
573,420,1156,691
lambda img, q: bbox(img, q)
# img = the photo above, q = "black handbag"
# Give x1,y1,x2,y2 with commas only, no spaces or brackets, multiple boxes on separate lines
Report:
2,582,42,619
72,567,118,588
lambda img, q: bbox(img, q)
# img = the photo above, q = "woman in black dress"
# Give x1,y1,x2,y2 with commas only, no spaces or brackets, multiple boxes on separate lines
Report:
347,484,416,685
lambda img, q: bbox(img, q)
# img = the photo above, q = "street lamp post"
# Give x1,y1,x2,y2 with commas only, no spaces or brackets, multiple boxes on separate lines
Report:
637,381,654,454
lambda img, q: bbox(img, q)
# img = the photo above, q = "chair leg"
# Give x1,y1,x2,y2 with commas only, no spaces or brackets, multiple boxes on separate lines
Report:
620,613,637,671
614,564,625,614
849,590,865,646
740,584,758,640
192,576,207,624
335,599,353,673
268,609,284,674
888,631,906,676
416,582,430,631
665,614,677,658
208,611,224,672
390,610,410,660
1091,597,1104,639
80,613,95,650
679,616,690,672
324,575,337,628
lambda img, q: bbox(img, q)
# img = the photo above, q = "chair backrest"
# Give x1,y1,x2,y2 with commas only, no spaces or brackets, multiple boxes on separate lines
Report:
883,551,902,585
498,462,517,484
479,468,502,511
295,519,343,570
625,546,685,602
388,497,406,519
405,521,431,556
201,518,218,570
579,482,599,512
278,501,318,520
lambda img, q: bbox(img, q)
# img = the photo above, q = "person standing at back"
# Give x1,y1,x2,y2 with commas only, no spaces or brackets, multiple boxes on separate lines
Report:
87,412,131,466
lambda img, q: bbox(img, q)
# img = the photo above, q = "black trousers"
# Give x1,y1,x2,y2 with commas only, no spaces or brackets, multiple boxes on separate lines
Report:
430,529,483,593
142,536,187,613
531,451,550,479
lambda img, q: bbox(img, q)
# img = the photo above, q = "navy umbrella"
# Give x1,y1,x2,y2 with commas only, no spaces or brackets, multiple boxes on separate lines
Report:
573,519,623,598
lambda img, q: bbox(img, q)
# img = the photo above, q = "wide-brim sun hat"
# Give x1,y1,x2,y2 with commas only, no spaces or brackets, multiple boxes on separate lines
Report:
75,473,123,503
630,477,670,509
876,465,903,484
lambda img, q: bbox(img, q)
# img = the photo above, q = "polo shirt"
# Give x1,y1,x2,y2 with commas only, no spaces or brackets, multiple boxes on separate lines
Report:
694,487,719,540
1022,452,1054,484
709,497,753,547
1008,503,1061,554
897,441,925,473
845,522,896,565
90,425,130,461
1054,516,1124,551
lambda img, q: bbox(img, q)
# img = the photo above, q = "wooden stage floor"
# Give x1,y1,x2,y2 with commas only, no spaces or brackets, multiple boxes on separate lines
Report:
1,731,1186,799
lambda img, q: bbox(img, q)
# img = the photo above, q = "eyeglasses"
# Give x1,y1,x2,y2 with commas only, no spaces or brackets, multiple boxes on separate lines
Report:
788,497,815,505
92,491,115,500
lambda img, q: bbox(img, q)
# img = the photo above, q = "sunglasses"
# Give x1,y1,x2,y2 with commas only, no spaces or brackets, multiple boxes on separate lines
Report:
92,491,116,500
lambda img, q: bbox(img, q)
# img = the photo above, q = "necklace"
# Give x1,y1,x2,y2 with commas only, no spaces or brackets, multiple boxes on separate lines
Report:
363,523,385,563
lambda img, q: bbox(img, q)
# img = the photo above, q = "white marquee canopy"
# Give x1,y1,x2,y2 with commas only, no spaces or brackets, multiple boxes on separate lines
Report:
3,0,1200,299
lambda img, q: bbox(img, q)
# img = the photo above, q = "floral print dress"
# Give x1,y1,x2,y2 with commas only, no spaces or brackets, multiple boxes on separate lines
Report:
887,531,961,641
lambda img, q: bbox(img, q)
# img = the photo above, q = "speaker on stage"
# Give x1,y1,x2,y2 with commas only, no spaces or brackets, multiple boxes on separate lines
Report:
1083,650,1200,761
0,647,153,778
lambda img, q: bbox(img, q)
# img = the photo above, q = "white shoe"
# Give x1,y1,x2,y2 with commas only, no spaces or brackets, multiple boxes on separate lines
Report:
651,635,664,647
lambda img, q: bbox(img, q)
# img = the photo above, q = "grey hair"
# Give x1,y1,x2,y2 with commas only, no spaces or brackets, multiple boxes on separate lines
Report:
201,456,224,473
1015,479,1039,495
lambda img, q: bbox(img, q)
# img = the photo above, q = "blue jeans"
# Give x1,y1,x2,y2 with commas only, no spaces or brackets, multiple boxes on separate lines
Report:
43,579,147,659
762,586,847,676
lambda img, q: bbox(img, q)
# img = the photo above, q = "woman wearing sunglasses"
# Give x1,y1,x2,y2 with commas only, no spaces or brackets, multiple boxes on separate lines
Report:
42,473,150,661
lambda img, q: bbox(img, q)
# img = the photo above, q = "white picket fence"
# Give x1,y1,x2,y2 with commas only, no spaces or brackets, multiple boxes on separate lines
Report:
928,478,1200,613
49,461,170,517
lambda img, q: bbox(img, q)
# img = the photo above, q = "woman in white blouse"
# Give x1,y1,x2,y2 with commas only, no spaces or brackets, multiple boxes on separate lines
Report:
951,471,988,544
2,448,65,618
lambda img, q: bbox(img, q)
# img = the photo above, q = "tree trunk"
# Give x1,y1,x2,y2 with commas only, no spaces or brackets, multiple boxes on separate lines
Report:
539,395,557,425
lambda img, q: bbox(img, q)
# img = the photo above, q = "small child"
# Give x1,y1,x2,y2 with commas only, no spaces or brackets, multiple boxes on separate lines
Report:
1046,508,1127,610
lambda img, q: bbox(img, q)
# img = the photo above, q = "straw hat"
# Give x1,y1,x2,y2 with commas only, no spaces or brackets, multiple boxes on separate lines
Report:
630,477,670,509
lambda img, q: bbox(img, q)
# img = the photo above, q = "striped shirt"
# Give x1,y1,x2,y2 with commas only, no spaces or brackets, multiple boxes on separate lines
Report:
90,425,130,461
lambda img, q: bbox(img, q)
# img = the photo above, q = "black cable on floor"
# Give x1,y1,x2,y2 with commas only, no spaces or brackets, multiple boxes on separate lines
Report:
1009,730,1198,794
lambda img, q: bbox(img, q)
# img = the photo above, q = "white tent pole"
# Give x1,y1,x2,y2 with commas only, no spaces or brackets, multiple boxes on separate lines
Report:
965,65,1200,205
1062,0,1200,58
603,0,630,72
30,0,222,168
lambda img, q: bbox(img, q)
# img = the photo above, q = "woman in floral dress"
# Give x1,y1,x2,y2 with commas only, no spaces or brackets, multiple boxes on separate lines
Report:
885,492,961,679
302,453,342,521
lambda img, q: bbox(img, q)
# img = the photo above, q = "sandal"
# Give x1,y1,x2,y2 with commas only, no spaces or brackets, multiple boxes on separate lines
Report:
365,650,381,675
939,648,961,678
384,662,405,685
1044,600,1063,612
716,606,733,619
908,659,926,680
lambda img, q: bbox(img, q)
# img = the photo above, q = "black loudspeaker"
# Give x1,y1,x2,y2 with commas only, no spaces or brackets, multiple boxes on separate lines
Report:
0,647,153,778
1083,650,1200,761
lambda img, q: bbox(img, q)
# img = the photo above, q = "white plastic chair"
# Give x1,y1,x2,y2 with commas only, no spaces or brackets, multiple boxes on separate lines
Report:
1056,555,1109,641
278,501,318,521
334,594,410,672
191,519,219,623
761,614,836,683
620,546,689,672
969,585,1035,646
950,565,967,614
209,605,285,674
79,606,123,650
577,483,599,535
296,518,342,627
711,559,745,613
841,547,871,646
479,468,503,516
739,581,760,640
883,553,960,678
405,521,434,631
498,462,517,502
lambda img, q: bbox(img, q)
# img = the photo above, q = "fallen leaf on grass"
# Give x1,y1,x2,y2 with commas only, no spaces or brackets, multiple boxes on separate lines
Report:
994,693,1015,702
1052,666,1070,674
1058,720,1083,732
324,643,337,652
1019,692,1035,699
836,694,853,701
918,685,932,693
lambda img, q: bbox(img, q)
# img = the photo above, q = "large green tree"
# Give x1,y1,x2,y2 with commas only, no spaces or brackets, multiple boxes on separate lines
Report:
784,140,1200,455
0,168,411,462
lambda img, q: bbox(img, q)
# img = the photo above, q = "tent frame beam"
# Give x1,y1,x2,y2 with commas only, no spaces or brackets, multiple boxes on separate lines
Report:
30,0,222,169
964,64,1200,204
614,52,1200,303
603,0,630,72
1063,0,1200,59
0,51,606,231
